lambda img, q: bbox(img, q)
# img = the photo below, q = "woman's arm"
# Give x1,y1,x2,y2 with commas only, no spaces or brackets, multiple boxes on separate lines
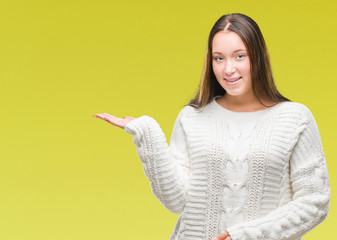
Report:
123,107,191,214
225,105,331,240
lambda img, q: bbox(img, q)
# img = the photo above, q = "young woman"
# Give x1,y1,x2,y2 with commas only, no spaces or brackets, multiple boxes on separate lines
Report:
94,13,330,240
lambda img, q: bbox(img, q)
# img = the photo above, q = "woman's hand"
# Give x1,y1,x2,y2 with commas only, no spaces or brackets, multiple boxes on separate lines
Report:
210,231,232,240
93,113,135,129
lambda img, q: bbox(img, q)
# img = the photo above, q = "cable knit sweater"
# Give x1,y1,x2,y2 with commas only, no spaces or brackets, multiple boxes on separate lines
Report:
124,95,330,240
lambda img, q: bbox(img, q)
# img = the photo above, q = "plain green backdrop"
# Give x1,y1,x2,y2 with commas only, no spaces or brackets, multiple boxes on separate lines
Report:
0,0,336,239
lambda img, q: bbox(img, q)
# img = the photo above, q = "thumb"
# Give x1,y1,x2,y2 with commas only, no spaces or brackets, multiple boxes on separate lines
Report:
217,231,229,240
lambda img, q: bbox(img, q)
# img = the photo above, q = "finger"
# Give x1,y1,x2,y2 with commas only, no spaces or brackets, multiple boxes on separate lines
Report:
124,116,135,120
102,113,129,124
102,113,120,121
217,231,229,240
100,113,121,123
102,113,116,118
95,114,117,123
95,114,109,120
225,237,231,240
94,113,104,119
95,114,125,128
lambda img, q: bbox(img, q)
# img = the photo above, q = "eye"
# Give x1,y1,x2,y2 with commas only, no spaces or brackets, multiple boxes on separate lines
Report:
236,54,246,59
213,57,223,61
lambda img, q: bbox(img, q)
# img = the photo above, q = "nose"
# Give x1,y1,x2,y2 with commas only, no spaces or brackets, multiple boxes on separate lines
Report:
224,60,235,76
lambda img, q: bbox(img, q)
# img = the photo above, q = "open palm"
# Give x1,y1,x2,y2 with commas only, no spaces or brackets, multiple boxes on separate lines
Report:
93,113,135,129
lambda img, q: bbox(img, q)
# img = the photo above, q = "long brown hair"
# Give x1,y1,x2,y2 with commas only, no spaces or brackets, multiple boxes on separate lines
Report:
188,13,290,110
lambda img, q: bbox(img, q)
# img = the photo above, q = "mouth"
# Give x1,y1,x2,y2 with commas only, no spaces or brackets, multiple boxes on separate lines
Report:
225,77,242,84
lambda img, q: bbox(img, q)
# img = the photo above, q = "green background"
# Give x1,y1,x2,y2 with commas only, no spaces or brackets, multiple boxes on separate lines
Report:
0,0,335,239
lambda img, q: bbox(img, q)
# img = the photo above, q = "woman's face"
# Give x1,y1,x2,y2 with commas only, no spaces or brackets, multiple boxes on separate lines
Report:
212,30,252,98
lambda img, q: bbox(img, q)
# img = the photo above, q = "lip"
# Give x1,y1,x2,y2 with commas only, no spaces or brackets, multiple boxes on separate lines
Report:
225,77,242,85
225,77,241,81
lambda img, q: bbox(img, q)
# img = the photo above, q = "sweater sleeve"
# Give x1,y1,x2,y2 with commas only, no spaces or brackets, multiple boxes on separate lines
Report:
124,107,191,214
226,105,331,240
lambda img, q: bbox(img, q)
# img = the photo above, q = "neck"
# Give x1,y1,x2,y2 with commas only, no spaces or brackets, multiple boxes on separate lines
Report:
217,94,270,112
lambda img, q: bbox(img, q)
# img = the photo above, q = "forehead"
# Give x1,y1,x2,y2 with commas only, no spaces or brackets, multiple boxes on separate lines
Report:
212,30,247,53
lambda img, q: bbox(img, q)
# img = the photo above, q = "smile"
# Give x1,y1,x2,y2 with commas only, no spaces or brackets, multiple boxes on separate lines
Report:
225,77,242,84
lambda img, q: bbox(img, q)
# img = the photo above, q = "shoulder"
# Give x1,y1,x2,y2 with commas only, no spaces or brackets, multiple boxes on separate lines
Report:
278,101,319,132
175,104,201,119
278,101,310,112
278,101,315,119
173,104,211,129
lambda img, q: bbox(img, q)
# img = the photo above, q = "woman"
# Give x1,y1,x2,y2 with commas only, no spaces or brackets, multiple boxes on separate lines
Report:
94,13,330,240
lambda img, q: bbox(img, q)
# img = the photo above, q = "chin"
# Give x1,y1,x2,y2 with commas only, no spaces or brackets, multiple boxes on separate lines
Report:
225,91,244,96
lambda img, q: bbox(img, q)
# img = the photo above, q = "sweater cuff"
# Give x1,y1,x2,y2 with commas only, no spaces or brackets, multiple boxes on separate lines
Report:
124,115,158,146
124,115,152,135
226,226,243,240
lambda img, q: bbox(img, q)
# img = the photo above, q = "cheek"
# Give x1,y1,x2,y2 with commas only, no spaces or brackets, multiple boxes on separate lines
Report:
242,60,251,74
212,64,222,78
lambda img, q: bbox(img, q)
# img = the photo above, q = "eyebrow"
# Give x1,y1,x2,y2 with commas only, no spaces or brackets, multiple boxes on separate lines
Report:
212,49,247,54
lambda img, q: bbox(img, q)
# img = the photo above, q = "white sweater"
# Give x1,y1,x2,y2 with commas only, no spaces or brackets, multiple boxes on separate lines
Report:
124,95,330,240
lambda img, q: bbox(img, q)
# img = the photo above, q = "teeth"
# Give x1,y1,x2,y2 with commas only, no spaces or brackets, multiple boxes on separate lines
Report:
227,77,241,82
